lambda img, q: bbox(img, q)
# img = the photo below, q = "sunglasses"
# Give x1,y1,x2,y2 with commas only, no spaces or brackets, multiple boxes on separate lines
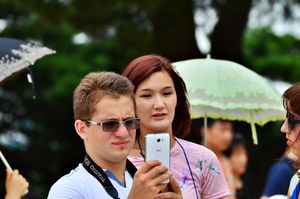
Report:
83,118,140,132
286,112,300,130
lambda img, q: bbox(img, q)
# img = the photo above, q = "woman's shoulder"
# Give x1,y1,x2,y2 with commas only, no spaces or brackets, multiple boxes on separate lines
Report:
175,138,217,158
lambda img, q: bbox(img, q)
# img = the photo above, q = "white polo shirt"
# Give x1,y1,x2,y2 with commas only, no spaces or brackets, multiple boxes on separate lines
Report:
47,164,133,199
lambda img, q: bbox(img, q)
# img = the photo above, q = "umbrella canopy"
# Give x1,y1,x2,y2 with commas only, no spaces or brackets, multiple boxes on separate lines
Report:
173,57,285,144
0,37,55,83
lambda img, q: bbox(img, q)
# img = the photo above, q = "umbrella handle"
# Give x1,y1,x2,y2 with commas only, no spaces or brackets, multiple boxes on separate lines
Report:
203,115,207,146
251,122,258,145
27,67,36,100
0,150,13,172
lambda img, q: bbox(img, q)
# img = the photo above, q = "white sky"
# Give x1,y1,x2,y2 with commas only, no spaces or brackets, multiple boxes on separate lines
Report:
0,19,7,33
72,32,91,44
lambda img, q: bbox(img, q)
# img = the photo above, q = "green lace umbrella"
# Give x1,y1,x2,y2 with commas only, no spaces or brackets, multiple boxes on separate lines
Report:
173,57,285,144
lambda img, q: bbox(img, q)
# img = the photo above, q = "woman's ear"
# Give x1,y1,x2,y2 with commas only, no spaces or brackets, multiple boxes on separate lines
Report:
75,120,88,140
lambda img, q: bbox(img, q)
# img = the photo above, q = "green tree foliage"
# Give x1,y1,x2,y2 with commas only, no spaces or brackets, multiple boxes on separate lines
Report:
1,0,300,198
244,27,300,83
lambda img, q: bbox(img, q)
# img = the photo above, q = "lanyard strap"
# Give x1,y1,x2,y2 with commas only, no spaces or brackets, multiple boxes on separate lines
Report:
82,154,137,199
175,139,199,199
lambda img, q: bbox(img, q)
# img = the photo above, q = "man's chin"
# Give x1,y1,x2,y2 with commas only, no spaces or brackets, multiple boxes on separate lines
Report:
110,152,131,162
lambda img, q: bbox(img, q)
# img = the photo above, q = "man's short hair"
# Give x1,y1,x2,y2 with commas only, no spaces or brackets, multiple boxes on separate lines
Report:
73,71,135,120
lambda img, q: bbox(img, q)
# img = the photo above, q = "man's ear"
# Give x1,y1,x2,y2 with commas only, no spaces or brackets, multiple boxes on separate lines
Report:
75,120,88,140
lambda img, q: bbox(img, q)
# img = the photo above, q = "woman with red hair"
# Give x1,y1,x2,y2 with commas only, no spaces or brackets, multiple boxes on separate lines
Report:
123,54,231,199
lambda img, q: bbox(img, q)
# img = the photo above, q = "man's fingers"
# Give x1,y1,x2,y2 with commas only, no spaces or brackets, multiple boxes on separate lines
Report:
151,172,171,186
137,160,162,174
136,161,169,186
168,177,181,193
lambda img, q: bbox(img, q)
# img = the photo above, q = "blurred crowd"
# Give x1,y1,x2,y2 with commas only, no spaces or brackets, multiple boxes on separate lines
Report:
187,82,300,199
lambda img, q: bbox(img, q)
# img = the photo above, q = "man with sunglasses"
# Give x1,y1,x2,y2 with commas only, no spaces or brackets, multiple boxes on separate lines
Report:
47,72,181,199
280,82,300,199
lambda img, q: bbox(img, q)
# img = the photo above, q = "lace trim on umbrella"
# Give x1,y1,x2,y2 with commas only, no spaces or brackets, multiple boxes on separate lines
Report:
0,42,55,82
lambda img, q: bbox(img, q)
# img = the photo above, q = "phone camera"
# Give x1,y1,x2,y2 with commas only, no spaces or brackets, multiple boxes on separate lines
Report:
157,139,161,142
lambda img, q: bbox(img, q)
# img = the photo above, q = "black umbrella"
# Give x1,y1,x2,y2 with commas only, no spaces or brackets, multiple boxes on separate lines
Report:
0,37,55,98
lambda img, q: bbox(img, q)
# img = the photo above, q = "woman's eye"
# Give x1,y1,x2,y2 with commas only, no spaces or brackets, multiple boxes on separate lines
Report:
140,94,151,98
163,92,173,96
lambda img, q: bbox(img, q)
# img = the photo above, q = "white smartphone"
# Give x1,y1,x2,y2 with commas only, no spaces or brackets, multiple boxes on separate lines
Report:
145,133,170,183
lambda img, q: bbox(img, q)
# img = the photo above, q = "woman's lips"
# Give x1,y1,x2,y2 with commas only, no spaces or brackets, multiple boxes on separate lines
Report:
287,139,293,146
152,113,166,120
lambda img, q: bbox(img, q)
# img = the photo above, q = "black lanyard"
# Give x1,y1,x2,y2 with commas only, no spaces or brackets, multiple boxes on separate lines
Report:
82,154,137,199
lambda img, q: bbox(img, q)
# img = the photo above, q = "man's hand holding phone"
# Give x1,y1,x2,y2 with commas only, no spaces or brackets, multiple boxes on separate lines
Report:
128,160,171,199
158,177,182,199
128,133,182,198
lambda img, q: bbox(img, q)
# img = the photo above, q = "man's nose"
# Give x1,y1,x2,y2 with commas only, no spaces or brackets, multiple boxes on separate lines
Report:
114,122,130,137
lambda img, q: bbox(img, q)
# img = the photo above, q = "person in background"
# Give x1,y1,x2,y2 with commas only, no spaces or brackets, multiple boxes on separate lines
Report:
224,133,251,199
280,82,300,199
5,169,29,199
47,71,181,199
123,54,230,199
201,118,235,197
260,147,296,199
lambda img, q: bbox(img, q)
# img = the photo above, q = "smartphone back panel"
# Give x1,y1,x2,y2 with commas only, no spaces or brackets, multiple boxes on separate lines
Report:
145,133,170,170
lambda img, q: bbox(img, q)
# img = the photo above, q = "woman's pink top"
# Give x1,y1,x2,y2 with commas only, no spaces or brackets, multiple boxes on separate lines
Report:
128,138,230,199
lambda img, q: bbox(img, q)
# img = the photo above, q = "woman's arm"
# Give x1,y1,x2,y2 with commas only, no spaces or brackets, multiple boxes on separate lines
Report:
5,169,29,199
